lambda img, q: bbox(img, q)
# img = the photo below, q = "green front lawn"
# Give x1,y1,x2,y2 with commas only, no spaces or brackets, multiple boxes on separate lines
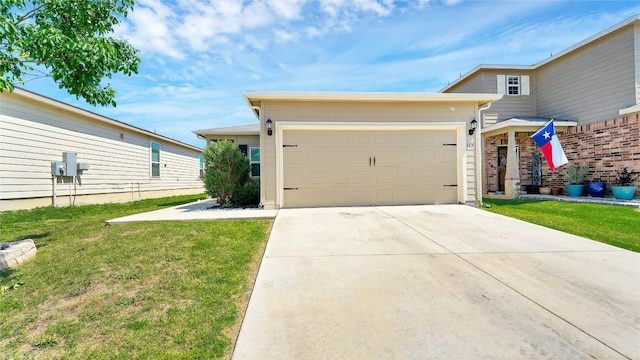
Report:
0,195,272,359
481,199,640,252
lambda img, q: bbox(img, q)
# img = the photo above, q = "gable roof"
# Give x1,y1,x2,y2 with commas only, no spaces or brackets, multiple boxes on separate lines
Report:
441,14,640,92
3,87,203,152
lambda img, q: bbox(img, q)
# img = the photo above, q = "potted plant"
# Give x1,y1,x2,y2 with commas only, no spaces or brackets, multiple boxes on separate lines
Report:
611,167,637,200
564,164,588,197
588,179,606,197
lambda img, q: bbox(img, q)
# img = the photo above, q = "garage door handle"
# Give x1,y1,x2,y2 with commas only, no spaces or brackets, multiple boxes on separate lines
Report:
443,184,458,187
373,157,376,166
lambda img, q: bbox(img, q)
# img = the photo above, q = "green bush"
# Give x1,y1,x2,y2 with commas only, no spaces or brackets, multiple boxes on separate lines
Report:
231,179,260,206
203,140,249,205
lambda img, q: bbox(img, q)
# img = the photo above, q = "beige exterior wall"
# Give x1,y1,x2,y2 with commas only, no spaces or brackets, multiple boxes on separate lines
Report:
0,91,204,211
536,24,637,124
257,99,481,208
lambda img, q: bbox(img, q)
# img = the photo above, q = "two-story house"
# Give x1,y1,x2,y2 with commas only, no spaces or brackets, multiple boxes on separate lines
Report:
442,14,640,198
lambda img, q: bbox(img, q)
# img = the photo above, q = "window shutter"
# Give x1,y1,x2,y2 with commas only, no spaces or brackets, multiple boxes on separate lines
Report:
496,75,506,94
521,75,530,95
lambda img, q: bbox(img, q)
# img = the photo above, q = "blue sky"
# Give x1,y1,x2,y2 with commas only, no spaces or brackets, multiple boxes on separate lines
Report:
21,0,640,148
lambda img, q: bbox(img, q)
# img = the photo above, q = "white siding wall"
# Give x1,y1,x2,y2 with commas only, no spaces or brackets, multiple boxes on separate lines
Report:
0,92,203,206
536,25,637,124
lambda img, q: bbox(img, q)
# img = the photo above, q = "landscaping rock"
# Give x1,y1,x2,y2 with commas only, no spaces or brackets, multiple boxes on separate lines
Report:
0,239,37,271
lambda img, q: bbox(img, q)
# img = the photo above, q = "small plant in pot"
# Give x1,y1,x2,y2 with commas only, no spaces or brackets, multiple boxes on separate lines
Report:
564,164,588,197
611,167,637,200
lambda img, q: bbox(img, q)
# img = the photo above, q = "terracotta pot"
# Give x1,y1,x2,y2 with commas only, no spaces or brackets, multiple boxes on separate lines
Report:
551,187,562,195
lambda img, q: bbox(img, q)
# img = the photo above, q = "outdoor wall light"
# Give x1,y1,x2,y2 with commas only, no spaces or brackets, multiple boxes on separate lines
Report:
266,118,273,136
468,119,477,135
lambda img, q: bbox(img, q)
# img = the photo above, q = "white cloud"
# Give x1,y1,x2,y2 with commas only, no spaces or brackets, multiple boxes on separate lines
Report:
266,0,308,19
121,0,184,59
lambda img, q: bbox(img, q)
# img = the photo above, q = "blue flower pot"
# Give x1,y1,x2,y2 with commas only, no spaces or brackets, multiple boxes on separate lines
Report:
565,184,584,197
588,182,606,197
611,186,637,200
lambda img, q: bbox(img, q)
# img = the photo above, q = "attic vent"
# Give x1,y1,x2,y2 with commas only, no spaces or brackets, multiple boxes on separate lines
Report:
120,133,124,140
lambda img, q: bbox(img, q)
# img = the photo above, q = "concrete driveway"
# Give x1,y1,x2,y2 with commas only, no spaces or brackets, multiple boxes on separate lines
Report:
232,205,640,359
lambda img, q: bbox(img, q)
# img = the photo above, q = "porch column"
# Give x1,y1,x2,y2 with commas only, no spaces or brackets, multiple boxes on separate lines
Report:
504,130,520,198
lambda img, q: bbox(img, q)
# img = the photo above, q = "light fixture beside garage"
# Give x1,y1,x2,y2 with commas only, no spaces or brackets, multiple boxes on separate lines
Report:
468,119,477,135
266,118,273,136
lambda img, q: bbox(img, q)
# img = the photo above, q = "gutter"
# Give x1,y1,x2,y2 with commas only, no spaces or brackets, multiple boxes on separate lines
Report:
476,101,495,206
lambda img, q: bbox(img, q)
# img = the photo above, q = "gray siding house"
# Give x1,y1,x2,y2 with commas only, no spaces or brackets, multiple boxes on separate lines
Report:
442,14,640,198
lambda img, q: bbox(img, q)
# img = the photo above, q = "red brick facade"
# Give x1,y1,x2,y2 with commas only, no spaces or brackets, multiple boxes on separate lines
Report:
484,113,640,194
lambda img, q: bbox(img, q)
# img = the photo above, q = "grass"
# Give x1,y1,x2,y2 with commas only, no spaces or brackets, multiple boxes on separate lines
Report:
0,194,272,359
481,198,640,252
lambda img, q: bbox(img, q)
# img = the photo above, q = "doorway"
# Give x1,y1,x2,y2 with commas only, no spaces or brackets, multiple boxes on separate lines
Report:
498,146,507,192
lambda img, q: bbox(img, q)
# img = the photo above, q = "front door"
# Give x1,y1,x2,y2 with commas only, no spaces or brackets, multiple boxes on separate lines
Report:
498,146,507,192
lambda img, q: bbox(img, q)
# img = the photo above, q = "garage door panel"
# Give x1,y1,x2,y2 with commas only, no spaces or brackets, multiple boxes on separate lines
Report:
330,151,350,164
308,171,328,185
283,129,459,207
376,170,394,184
331,172,349,184
352,169,372,185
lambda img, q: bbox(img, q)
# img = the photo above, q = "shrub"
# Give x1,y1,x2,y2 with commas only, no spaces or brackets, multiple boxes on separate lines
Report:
564,164,589,185
231,179,260,206
203,140,249,205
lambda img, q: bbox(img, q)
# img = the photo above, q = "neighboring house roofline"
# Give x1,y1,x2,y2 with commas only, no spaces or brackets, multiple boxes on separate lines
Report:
3,87,203,152
192,124,260,137
244,91,503,119
441,13,640,92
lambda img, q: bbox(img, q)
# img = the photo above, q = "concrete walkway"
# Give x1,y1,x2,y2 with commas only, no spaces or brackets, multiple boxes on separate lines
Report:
232,205,640,359
105,199,278,225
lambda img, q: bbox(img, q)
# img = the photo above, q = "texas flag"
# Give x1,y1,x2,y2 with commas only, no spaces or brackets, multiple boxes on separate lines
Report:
530,120,568,172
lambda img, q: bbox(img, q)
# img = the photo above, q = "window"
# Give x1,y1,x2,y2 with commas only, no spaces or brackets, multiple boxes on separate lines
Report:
151,142,160,177
249,147,260,177
507,76,520,95
199,154,204,179
497,75,530,96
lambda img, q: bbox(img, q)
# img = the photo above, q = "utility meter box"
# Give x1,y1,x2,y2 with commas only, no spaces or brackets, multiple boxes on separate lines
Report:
77,163,90,171
62,152,77,176
51,162,66,176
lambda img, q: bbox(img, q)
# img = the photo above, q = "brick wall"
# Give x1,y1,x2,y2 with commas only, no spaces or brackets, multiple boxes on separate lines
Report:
484,113,640,193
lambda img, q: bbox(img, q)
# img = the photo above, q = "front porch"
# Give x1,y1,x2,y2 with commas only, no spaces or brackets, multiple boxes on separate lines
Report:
482,117,576,198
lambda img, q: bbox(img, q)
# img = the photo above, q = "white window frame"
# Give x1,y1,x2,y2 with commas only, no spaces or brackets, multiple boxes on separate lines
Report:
497,74,530,96
249,146,260,177
199,154,204,179
151,141,161,177
507,75,520,95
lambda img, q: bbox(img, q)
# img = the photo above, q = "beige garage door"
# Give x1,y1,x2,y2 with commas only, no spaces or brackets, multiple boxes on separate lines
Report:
282,129,458,207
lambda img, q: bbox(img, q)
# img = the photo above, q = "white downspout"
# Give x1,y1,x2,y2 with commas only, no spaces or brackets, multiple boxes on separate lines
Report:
476,102,494,205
